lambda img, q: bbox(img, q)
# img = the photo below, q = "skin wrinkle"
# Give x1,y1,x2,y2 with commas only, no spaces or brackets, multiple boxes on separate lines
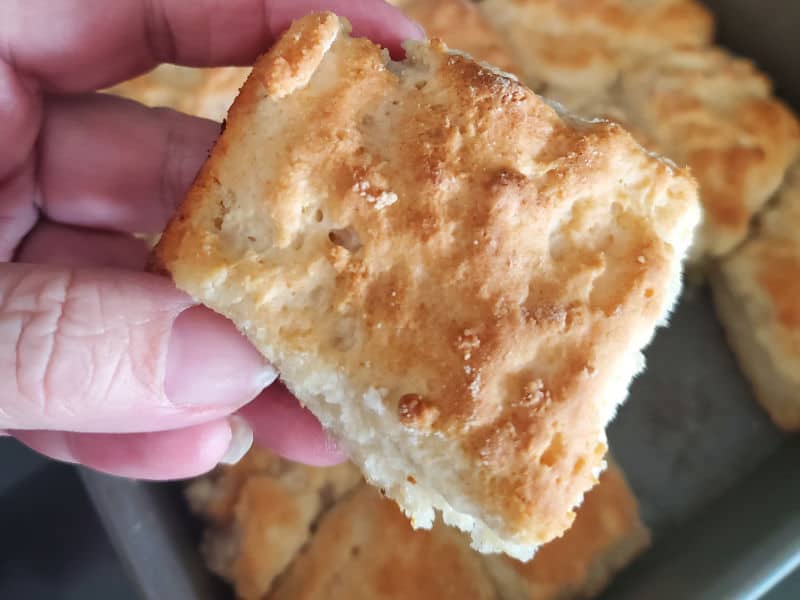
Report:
12,314,27,422
128,316,162,407
4,269,63,420
97,277,160,411
40,269,72,421
3,271,33,412
94,274,124,414
0,269,200,431
134,310,173,414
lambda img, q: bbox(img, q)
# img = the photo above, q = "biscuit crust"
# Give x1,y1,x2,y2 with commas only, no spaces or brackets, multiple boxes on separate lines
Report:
269,485,498,600
479,0,713,101
484,461,650,600
620,47,800,257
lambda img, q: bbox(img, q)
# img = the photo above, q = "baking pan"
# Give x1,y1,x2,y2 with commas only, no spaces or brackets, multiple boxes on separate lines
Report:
80,1,800,598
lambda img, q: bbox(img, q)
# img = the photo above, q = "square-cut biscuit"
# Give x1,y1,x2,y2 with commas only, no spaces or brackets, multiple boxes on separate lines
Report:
186,448,361,600
478,0,713,105
483,460,649,600
712,162,800,431
619,47,800,258
389,0,519,74
154,13,699,559
268,484,498,600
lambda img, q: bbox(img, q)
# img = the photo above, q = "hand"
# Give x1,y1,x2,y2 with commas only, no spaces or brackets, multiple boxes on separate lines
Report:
0,0,423,479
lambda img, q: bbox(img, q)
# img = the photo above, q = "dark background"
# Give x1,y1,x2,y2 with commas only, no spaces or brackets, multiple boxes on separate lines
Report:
0,438,137,599
1,437,798,598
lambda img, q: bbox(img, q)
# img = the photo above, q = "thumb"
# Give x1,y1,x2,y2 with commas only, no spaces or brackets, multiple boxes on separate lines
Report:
0,263,276,432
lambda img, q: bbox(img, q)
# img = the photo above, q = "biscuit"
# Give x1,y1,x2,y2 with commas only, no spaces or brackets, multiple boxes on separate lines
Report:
619,47,800,257
107,64,205,112
268,485,498,600
389,0,519,74
483,460,649,600
186,448,361,599
154,13,699,559
712,161,800,430
108,64,248,121
478,0,713,105
196,456,647,600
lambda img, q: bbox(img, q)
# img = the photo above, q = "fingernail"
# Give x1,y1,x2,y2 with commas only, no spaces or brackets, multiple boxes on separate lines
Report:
220,415,254,465
166,306,278,408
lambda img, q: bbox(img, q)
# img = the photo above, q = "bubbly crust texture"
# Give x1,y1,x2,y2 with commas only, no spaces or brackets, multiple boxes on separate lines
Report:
269,485,498,600
619,47,800,258
108,64,249,121
155,13,699,558
389,0,519,74
186,448,361,600
483,460,650,600
712,162,800,431
478,0,713,103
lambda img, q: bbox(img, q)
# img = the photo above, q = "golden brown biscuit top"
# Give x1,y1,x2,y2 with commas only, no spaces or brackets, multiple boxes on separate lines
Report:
391,0,519,74
480,0,712,96
158,13,698,547
268,485,497,600
508,462,647,588
505,0,712,44
620,47,800,256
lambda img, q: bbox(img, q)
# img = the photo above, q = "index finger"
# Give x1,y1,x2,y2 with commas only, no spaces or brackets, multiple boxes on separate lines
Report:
1,0,424,93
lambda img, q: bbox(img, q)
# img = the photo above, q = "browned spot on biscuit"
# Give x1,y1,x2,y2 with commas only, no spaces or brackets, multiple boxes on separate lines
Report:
398,394,440,430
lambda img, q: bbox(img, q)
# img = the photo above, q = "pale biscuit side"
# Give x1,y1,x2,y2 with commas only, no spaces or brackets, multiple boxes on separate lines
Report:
712,161,800,430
